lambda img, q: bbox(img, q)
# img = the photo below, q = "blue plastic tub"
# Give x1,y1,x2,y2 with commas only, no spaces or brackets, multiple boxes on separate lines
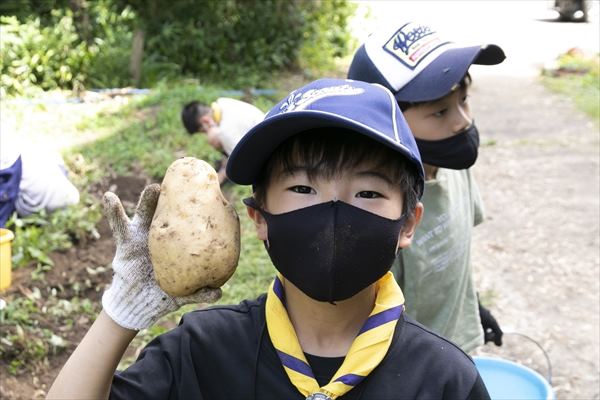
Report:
474,356,554,400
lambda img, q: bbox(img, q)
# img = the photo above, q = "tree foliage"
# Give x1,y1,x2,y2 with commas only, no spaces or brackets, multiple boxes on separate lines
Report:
0,0,356,95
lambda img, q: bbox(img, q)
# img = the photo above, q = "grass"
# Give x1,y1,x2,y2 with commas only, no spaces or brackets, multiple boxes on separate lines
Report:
541,51,600,126
0,289,97,374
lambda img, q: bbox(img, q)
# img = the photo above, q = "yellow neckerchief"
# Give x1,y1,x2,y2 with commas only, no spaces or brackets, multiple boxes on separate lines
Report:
210,101,222,125
266,271,404,400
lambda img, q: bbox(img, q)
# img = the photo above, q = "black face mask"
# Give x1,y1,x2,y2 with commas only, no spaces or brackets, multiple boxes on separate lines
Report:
415,123,480,170
245,198,405,302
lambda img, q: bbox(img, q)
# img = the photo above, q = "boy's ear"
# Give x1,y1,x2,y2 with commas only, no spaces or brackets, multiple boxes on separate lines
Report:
397,202,424,249
246,205,268,241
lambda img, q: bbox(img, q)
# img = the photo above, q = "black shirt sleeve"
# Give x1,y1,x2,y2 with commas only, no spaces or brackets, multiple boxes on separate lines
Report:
109,298,266,400
465,374,491,400
110,332,188,400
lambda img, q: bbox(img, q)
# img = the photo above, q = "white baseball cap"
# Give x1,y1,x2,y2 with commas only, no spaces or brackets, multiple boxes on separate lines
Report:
348,21,505,102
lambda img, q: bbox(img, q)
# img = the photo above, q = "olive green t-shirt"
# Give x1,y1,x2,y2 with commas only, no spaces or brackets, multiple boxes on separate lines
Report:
392,168,484,353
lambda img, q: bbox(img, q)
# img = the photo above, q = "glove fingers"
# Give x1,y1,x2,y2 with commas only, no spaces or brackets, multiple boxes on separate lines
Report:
103,191,130,244
489,319,501,332
492,323,503,346
181,287,222,305
135,184,161,231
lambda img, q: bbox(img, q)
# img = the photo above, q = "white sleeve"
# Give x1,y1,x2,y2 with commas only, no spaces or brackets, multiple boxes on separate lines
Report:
15,150,79,216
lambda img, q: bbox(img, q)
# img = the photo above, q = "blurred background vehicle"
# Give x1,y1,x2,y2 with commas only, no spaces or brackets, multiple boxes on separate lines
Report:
554,0,589,22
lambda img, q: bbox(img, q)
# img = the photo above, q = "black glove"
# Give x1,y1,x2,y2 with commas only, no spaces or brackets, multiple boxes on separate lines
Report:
478,299,503,346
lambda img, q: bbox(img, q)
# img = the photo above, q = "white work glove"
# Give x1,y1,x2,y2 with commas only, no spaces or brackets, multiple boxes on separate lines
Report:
101,184,222,330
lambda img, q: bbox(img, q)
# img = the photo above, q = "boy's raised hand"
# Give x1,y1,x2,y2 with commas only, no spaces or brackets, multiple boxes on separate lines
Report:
101,184,221,331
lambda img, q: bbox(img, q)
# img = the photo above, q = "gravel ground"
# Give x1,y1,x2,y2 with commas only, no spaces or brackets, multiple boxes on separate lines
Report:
468,74,599,399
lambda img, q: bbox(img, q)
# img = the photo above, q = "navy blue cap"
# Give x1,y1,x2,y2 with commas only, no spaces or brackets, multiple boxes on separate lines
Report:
348,22,505,103
226,78,425,197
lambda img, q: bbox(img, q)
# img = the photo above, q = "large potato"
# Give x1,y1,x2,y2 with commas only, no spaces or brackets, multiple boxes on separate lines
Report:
149,157,240,297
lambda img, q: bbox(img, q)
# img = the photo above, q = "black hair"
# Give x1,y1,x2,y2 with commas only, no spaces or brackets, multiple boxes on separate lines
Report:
397,73,472,112
253,128,420,217
181,101,212,134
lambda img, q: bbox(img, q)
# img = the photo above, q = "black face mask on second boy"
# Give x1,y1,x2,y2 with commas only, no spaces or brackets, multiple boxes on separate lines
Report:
244,198,406,303
414,123,480,170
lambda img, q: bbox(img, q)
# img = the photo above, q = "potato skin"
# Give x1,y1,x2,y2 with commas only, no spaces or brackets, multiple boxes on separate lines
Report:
149,157,240,297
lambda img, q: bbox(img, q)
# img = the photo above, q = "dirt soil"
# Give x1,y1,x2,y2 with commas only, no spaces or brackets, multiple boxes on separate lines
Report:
0,75,598,399
470,75,599,399
0,175,149,399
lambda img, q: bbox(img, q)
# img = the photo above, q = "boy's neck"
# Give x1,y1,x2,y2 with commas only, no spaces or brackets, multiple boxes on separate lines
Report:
282,279,376,357
424,163,438,180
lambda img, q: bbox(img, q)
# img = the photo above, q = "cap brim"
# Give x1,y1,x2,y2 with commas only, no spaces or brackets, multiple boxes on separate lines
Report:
396,44,505,103
227,111,421,186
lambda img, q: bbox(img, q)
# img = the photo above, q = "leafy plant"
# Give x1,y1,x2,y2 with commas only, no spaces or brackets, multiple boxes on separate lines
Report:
1,2,135,96
1,0,357,93
6,192,101,269
0,288,99,375
85,2,136,88
541,50,600,124
299,0,357,74
0,13,90,96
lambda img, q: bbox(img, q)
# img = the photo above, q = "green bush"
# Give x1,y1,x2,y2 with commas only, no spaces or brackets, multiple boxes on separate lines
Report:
138,0,356,87
85,3,136,88
542,50,599,124
1,3,135,96
1,0,356,94
7,193,102,269
0,13,90,96
138,0,305,88
299,0,357,73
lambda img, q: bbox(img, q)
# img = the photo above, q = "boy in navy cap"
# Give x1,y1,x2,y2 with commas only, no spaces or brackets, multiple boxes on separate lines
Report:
48,79,490,399
348,20,506,352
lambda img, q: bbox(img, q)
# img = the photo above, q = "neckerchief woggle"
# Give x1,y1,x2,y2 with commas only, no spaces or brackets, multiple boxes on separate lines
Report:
266,271,405,400
210,101,222,125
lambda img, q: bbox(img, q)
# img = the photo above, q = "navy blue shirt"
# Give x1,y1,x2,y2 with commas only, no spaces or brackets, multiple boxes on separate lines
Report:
111,295,490,400
0,156,22,227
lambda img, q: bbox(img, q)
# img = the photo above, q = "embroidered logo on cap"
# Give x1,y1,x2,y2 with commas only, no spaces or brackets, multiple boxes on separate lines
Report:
279,84,364,113
383,22,448,69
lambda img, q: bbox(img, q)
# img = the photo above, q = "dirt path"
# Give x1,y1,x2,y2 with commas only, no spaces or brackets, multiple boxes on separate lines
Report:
469,74,599,399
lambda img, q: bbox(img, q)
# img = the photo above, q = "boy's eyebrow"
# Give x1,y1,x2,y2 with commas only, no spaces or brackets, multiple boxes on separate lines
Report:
354,170,394,185
282,165,308,175
280,166,394,185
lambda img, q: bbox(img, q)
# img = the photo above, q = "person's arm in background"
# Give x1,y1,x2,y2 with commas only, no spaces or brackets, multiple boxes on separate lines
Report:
216,156,229,186
203,123,230,185
47,185,221,399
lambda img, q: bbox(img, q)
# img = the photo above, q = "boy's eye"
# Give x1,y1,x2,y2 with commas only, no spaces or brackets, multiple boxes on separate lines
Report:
433,108,447,117
461,94,469,104
290,185,313,194
356,191,381,199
